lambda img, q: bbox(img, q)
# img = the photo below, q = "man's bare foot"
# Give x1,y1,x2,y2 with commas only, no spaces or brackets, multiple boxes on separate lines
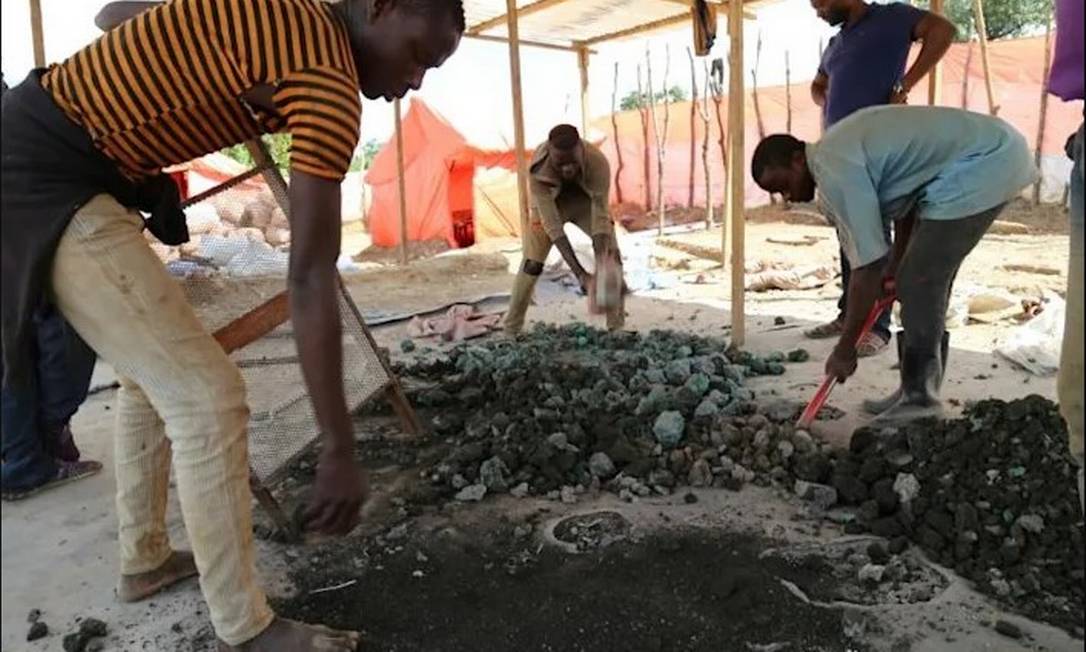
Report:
117,550,199,602
219,618,360,651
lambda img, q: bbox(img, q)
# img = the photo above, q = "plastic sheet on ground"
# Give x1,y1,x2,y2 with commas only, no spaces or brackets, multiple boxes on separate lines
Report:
995,295,1066,376
406,304,503,342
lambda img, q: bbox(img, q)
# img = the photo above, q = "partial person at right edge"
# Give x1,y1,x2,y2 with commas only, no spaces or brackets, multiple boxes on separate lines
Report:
805,0,955,357
1047,0,1084,513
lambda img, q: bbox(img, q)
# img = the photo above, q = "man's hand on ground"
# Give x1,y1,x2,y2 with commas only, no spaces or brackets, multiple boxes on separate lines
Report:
304,450,369,536
826,343,859,382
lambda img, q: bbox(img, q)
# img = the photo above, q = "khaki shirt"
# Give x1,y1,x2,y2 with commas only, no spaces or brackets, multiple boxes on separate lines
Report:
529,140,612,242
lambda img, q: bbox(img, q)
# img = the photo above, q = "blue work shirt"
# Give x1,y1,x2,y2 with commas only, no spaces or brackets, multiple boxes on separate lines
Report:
819,2,925,128
808,106,1037,268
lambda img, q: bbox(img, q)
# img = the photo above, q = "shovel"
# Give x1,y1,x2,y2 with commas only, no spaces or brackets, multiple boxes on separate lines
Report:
796,281,897,430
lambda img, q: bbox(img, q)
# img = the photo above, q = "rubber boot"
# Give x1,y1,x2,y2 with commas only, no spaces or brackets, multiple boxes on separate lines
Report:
871,338,945,425
503,270,540,337
863,332,949,415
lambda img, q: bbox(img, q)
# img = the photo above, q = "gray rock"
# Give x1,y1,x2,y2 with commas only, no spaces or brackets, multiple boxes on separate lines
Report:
451,474,469,490
893,473,920,504
858,563,886,585
653,411,686,448
683,373,710,397
588,452,617,478
510,482,530,498
479,456,511,492
794,480,839,511
454,484,487,502
1015,514,1045,534
665,359,692,384
688,459,713,487
560,486,577,504
694,399,720,419
777,440,795,461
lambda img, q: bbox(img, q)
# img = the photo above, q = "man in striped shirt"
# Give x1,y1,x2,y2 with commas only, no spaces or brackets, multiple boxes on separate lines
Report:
1,1,464,649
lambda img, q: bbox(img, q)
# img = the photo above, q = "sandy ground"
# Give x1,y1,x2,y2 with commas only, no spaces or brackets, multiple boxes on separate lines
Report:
2,203,1076,651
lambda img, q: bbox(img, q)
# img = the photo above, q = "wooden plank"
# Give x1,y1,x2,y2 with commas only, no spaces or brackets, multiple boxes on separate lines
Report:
971,0,999,115
506,0,532,230
469,0,572,34
394,97,409,265
578,46,591,135
585,12,689,45
29,0,45,67
727,0,746,345
927,0,944,105
466,33,592,53
213,291,291,354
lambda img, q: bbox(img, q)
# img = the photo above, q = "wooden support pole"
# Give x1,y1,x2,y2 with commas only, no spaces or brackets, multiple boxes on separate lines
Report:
971,0,999,115
578,46,591,136
394,98,409,265
927,0,944,105
506,0,531,232
29,0,45,67
727,0,746,345
1033,12,1054,205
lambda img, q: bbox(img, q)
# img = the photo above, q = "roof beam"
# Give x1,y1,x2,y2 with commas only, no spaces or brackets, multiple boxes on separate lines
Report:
582,2,756,46
468,0,575,35
465,33,595,53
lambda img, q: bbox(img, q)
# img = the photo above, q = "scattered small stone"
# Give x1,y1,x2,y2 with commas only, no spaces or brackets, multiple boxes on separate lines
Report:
27,621,48,641
794,480,838,511
454,484,487,502
510,482,529,498
560,486,578,504
787,349,810,363
63,633,90,652
867,542,890,565
683,492,698,504
27,608,41,623
888,537,909,555
85,640,105,652
994,620,1023,639
774,316,786,325
79,619,107,638
399,339,416,353
653,411,686,448
858,563,886,585
588,452,616,479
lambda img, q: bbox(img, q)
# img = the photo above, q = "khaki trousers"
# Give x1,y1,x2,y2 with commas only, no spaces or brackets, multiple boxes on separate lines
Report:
504,191,624,334
51,195,274,645
1058,123,1084,511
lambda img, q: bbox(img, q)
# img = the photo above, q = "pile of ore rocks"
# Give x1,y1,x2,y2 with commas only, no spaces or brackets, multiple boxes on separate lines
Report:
394,323,820,501
828,395,1084,634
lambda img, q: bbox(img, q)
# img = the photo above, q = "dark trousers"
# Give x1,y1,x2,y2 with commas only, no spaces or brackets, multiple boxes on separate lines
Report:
1,302,97,488
897,205,1004,386
839,222,893,340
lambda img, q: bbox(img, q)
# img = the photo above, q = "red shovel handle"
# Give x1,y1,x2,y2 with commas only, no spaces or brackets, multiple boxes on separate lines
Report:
796,289,897,429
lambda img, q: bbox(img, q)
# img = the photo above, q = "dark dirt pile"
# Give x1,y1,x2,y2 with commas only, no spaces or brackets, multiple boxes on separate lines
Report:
274,525,862,652
392,323,817,502
825,396,1084,634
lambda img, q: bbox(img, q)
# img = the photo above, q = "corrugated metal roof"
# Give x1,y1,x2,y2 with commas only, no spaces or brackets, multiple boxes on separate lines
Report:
464,0,723,48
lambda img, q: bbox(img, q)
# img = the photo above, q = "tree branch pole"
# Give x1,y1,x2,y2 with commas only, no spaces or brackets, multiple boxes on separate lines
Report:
611,62,626,205
688,47,698,209
698,60,714,229
505,0,531,234
727,0,746,345
637,65,653,213
394,97,409,265
29,0,45,67
971,0,999,115
927,0,945,105
1033,10,1054,205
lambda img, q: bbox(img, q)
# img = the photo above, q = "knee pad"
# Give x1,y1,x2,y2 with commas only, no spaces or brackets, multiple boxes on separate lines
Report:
522,259,544,276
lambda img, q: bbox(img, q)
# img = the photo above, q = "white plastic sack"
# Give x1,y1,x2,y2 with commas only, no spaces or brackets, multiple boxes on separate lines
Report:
199,235,289,277
995,296,1066,376
184,203,221,235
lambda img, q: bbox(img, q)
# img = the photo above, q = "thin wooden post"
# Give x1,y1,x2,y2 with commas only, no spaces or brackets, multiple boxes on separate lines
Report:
1033,12,1054,205
785,50,793,133
505,0,531,232
393,98,409,265
578,46,591,136
727,0,745,345
29,0,45,67
611,62,626,205
971,0,999,115
927,0,945,105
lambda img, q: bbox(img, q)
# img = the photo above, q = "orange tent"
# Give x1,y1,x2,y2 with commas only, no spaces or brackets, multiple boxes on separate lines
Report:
366,99,521,248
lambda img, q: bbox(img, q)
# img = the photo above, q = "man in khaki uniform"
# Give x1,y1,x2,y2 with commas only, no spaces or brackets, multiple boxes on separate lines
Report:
504,125,625,335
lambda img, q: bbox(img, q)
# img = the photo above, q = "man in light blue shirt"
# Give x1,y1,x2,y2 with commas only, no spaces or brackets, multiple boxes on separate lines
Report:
752,106,1036,423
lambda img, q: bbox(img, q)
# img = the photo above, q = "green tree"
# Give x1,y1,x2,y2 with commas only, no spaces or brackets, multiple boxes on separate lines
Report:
619,86,689,111
349,138,382,172
916,0,1050,41
221,133,292,174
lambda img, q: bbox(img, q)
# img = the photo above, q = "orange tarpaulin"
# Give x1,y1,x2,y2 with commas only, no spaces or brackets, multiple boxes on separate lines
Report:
594,35,1083,209
366,99,521,248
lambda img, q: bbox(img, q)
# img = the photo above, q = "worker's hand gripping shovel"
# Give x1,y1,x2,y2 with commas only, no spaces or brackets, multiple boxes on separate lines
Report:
796,279,897,430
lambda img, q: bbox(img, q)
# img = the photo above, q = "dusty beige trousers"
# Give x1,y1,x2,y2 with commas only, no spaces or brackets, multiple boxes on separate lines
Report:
50,195,274,645
1059,123,1083,512
504,192,624,334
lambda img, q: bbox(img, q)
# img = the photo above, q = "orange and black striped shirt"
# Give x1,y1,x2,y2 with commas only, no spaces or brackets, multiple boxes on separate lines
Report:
41,0,361,181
